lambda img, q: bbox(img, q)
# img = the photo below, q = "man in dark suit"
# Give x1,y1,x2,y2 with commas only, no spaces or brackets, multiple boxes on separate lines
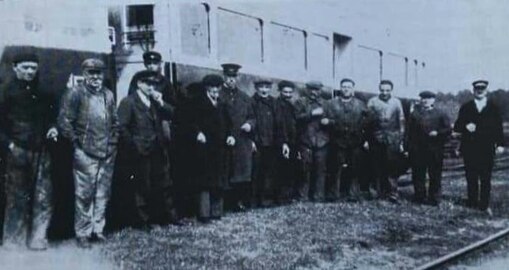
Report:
454,80,504,215
118,70,178,228
181,74,234,222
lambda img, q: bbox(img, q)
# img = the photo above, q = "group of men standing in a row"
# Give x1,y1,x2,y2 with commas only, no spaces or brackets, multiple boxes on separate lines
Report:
0,50,504,251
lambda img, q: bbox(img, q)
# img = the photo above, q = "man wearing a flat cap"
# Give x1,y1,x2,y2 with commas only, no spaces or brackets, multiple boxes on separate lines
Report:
179,74,234,222
219,63,254,211
274,80,298,203
247,79,282,207
294,80,329,202
0,52,58,250
58,58,118,248
117,70,180,229
454,79,504,215
407,90,451,206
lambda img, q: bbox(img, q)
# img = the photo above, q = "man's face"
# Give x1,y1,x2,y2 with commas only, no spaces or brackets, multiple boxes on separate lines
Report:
224,75,237,89
83,69,104,89
137,80,155,96
256,84,271,98
13,61,39,82
473,85,488,99
309,88,320,99
379,83,393,101
206,86,220,100
340,81,354,98
421,97,435,108
145,61,161,72
280,86,294,100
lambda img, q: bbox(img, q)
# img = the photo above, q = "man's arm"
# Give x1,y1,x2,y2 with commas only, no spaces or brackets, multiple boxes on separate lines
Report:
57,88,79,145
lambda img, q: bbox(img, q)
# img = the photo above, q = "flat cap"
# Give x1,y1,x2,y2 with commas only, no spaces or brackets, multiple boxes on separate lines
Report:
202,74,224,87
81,58,106,71
254,79,273,87
278,80,295,90
135,70,160,83
419,90,436,99
340,78,355,86
472,80,489,88
306,80,323,90
221,63,242,76
143,51,162,63
13,52,39,64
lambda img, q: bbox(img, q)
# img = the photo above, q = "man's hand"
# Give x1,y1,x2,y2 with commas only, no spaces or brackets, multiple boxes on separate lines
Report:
241,123,252,133
150,91,164,106
197,132,207,144
226,136,236,146
466,123,476,133
252,141,257,153
496,146,505,155
429,130,438,137
363,141,369,151
46,127,58,142
282,143,290,159
320,118,330,125
311,107,324,116
399,143,405,154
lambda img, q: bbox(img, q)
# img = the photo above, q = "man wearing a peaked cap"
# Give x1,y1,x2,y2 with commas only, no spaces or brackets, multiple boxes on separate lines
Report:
454,79,504,215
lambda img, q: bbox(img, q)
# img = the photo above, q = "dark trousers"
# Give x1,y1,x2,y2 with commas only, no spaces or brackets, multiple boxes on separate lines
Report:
198,189,223,219
276,146,299,204
327,146,366,200
226,182,251,210
3,147,52,247
463,149,495,210
134,149,176,225
252,146,276,207
411,147,444,202
299,145,328,202
371,143,399,198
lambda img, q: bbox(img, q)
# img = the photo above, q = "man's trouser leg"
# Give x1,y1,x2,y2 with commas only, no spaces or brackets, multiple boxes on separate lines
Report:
411,151,427,202
326,146,341,201
347,147,364,198
463,155,479,208
29,151,52,247
312,146,328,202
371,143,387,198
210,189,223,219
151,150,177,224
133,155,151,225
479,152,495,211
298,147,312,201
428,149,444,203
198,190,210,220
3,149,32,245
92,153,115,235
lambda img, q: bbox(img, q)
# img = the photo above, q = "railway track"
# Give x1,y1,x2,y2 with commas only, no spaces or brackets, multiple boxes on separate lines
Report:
414,227,509,270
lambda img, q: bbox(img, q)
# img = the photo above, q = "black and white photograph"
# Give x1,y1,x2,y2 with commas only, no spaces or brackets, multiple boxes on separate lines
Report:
0,0,508,269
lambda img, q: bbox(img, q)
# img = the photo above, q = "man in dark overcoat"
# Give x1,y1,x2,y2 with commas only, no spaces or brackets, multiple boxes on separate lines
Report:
454,80,504,214
117,70,178,229
219,64,254,211
407,91,451,205
181,74,234,222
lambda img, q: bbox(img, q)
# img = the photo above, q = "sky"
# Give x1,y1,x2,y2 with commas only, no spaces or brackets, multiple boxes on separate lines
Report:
224,0,509,92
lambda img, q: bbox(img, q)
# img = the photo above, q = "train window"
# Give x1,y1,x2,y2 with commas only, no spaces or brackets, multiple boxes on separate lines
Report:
217,8,263,65
307,33,331,81
269,22,306,74
384,53,407,91
355,45,382,92
125,5,155,47
180,3,211,57
333,33,352,80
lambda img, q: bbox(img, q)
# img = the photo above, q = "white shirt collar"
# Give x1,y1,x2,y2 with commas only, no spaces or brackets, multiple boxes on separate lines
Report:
474,97,487,112
137,90,151,108
207,93,218,107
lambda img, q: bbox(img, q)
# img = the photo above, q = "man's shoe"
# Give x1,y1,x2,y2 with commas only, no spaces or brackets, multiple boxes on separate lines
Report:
76,237,91,249
483,208,493,217
95,233,107,242
388,196,400,204
28,239,48,251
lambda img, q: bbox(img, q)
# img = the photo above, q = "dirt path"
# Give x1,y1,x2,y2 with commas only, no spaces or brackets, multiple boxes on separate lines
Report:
0,241,115,270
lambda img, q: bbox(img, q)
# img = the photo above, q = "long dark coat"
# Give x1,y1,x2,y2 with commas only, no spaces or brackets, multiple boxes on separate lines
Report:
219,87,254,184
181,93,232,190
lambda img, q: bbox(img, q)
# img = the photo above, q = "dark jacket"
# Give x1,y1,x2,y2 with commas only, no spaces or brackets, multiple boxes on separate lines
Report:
58,84,119,159
182,93,232,189
117,92,173,156
294,94,329,148
324,97,369,149
219,86,254,183
248,94,279,147
454,99,504,155
408,106,451,152
274,96,297,146
0,78,57,151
